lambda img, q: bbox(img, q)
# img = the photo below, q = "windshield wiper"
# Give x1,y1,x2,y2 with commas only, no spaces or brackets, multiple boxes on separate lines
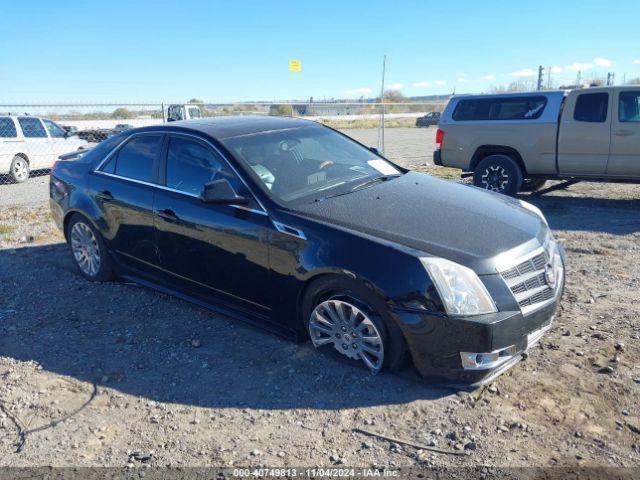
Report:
313,174,401,202
350,174,401,192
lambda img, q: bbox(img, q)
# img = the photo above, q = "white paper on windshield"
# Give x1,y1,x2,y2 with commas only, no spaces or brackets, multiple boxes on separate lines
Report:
367,159,399,175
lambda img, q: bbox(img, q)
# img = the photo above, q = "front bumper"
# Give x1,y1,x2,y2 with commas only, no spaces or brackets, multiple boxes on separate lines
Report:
394,282,562,387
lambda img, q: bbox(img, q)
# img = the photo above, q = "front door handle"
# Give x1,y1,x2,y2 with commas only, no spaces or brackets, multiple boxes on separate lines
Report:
156,208,179,223
96,190,113,201
614,130,635,136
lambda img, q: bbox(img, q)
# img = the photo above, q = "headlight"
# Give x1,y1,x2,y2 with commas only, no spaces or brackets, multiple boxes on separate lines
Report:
420,257,497,316
518,199,548,225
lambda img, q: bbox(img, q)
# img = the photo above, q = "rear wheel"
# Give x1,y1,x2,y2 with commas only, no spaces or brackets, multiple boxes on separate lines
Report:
67,215,114,282
473,154,523,196
520,178,547,192
303,277,407,374
10,156,30,183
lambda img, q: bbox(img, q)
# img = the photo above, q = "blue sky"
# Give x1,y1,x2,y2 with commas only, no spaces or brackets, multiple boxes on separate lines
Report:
1,0,638,103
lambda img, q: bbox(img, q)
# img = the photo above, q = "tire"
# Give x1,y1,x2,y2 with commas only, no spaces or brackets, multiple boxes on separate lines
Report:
520,178,547,192
66,214,114,282
10,156,30,183
473,154,523,196
302,276,407,374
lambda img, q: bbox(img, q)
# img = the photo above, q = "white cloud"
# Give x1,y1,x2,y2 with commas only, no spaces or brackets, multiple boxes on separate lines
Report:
386,83,403,90
511,68,536,77
481,74,495,81
593,57,613,67
434,80,446,86
344,87,372,96
412,81,432,88
633,59,640,65
551,66,563,74
566,62,593,72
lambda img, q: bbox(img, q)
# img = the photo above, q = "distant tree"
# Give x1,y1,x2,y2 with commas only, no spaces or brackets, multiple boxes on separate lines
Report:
626,77,640,85
111,108,135,119
269,104,292,116
383,89,405,102
187,98,210,116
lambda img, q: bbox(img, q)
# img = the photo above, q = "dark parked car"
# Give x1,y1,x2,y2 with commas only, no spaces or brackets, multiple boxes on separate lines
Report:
415,111,441,127
50,116,564,386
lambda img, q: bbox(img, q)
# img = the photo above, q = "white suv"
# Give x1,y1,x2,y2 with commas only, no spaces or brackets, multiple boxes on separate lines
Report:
0,115,89,183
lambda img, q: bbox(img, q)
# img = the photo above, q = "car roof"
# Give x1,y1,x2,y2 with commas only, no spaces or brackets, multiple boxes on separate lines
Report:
450,90,566,101
164,115,318,139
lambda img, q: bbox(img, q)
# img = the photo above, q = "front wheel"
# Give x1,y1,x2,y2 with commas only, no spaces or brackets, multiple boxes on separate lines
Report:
303,277,407,374
67,215,114,282
473,154,523,196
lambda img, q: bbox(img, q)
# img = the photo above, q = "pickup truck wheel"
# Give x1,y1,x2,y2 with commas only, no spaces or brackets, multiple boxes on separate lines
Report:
520,178,547,192
473,155,523,196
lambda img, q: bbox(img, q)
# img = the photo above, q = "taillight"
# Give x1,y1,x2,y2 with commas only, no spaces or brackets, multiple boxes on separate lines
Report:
435,129,445,150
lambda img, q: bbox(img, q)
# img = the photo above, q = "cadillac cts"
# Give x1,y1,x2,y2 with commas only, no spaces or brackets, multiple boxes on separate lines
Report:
50,116,565,386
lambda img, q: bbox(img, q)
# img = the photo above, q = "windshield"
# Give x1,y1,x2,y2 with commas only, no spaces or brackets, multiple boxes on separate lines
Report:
221,125,401,203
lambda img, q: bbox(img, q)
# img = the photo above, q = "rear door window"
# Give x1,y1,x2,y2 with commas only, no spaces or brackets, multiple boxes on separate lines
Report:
0,117,17,137
18,117,47,137
452,96,547,121
618,91,640,122
574,92,609,123
101,135,162,183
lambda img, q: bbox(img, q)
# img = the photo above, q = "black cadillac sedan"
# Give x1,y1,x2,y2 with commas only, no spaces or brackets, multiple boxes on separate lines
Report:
50,116,564,386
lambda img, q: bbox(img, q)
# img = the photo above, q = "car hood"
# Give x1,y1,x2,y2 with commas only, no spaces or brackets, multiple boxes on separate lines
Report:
289,172,547,274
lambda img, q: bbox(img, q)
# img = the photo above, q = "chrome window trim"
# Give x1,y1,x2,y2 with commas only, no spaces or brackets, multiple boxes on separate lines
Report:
92,130,269,216
94,171,268,217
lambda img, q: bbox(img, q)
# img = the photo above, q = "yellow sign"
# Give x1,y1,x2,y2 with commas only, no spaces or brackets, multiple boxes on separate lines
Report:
289,60,301,72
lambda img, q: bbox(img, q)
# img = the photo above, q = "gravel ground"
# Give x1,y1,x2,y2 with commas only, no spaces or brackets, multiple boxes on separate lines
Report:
0,128,639,472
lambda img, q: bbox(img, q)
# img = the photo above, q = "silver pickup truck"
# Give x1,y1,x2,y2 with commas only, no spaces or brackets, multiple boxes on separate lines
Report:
434,86,640,195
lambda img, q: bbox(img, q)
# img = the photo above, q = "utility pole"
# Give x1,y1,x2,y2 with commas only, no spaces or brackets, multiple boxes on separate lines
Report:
547,66,551,89
378,55,386,154
606,72,615,86
536,65,545,91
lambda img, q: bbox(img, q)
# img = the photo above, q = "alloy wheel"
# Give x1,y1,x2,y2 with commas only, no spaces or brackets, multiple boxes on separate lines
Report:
481,165,509,192
70,222,101,277
12,159,29,182
309,299,384,373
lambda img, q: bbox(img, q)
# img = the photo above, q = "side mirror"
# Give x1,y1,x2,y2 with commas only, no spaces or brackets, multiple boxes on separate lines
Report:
369,147,380,155
200,179,248,205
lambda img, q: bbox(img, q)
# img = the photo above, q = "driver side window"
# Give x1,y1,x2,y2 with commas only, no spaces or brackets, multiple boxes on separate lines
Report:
166,136,250,202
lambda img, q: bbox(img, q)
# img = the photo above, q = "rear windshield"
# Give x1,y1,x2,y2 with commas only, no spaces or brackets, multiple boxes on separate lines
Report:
452,96,548,121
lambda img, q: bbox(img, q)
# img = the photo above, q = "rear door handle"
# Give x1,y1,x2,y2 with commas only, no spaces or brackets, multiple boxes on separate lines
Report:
156,208,179,223
96,190,113,201
614,130,635,136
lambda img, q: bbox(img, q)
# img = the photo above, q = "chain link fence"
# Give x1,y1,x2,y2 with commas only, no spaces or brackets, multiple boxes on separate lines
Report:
0,101,444,189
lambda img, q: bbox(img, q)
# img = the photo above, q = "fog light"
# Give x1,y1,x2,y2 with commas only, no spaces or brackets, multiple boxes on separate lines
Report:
460,345,517,370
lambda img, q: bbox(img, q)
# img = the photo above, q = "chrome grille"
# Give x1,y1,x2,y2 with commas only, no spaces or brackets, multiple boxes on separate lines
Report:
500,248,559,314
